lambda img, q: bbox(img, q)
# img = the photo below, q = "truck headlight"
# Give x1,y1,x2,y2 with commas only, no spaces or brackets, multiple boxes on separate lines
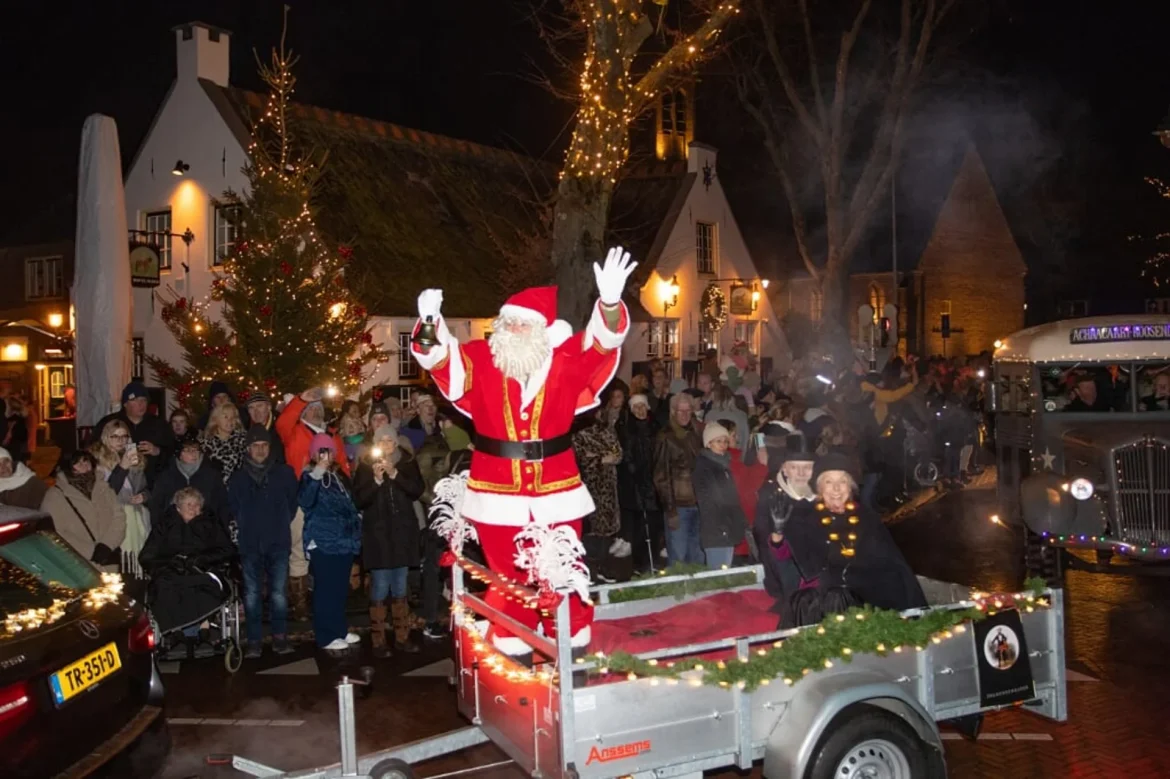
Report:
1069,478,1094,501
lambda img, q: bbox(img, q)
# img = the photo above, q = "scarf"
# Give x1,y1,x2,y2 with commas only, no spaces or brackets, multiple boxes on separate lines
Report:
0,457,36,492
775,472,815,502
63,468,97,499
700,448,731,468
242,455,272,485
177,454,203,480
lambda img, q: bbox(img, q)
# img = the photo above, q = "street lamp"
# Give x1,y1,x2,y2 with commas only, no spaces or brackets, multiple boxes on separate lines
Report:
661,274,680,315
47,313,64,329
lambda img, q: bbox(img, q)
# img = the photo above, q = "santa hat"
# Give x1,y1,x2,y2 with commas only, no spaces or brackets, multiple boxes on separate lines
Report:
497,285,573,348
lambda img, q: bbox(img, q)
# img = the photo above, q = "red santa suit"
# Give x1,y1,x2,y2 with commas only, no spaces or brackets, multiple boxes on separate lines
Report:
412,286,628,652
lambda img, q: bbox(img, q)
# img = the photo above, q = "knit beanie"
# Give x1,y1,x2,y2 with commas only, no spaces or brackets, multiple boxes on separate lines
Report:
245,425,270,446
121,381,148,405
309,433,335,456
702,422,731,449
628,393,649,409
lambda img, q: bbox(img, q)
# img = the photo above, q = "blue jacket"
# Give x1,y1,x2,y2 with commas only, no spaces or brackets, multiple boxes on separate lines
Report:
227,461,299,556
298,468,362,557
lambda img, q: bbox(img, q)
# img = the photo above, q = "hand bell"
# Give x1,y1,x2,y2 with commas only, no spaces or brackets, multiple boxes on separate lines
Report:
412,315,439,350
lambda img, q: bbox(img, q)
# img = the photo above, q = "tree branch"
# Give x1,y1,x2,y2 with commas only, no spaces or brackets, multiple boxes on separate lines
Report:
750,0,823,146
798,0,829,126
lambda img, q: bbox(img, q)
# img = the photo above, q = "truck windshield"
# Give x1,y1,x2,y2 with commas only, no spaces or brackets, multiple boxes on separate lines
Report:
1039,364,1132,413
1137,364,1170,411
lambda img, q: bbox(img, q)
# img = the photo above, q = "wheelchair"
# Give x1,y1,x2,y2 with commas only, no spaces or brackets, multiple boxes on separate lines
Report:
149,567,245,673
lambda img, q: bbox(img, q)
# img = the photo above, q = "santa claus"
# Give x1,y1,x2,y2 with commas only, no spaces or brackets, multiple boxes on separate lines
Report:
411,247,636,657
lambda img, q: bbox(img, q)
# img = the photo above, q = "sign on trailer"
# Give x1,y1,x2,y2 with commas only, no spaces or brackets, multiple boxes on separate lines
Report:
1069,322,1170,344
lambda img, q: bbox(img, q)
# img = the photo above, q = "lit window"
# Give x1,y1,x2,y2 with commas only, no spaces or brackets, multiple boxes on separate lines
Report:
696,222,716,275
810,290,824,323
698,321,718,353
397,333,419,380
145,210,172,270
647,322,662,358
25,256,64,300
940,299,953,316
213,203,241,267
663,321,678,357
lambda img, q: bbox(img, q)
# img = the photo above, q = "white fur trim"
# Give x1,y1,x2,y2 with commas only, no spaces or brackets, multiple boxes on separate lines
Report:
491,633,533,656
462,483,595,526
583,300,628,352
519,355,552,410
430,472,477,554
570,625,592,648
446,342,466,403
513,523,591,604
498,304,548,324
547,319,573,348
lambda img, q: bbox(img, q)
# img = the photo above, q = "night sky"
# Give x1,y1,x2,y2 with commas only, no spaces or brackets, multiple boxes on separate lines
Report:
3,0,1169,308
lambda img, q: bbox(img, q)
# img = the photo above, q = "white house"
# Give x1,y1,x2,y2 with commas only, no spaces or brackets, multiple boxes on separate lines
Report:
122,21,785,409
613,143,785,382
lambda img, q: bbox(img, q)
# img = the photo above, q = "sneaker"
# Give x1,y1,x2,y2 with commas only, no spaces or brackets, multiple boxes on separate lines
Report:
608,537,625,555
245,642,263,660
423,622,449,640
612,539,632,559
345,632,361,644
323,638,350,651
658,548,668,560
272,637,294,655
593,570,617,584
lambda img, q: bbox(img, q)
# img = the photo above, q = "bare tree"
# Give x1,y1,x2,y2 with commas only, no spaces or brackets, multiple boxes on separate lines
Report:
734,0,956,357
546,0,741,325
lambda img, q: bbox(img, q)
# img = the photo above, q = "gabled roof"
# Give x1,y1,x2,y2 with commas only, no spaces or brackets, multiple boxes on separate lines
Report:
606,161,695,289
201,81,556,318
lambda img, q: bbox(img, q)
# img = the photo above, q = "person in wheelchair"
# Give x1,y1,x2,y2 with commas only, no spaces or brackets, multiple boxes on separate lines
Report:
140,486,236,659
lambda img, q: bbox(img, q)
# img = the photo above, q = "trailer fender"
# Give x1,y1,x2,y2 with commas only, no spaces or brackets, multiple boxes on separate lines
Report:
762,669,942,779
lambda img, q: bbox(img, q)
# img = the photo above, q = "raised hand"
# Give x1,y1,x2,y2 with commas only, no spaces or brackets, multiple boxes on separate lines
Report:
417,288,444,320
593,246,637,306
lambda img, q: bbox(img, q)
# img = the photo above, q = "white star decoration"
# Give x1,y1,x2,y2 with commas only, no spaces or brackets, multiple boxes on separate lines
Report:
1040,448,1056,470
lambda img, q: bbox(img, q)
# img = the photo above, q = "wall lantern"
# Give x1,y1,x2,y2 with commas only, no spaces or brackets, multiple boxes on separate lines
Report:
661,274,680,316
172,160,190,176
47,312,64,329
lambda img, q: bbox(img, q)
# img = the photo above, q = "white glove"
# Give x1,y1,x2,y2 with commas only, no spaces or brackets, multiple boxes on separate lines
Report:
593,246,637,306
418,288,444,320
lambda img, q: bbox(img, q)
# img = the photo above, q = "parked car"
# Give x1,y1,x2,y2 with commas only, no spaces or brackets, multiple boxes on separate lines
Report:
0,505,170,777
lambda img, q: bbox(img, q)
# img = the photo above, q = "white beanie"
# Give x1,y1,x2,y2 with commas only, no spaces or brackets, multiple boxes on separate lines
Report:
628,393,649,409
702,422,731,449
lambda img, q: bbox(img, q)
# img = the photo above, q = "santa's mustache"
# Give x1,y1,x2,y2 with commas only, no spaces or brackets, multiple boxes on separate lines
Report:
490,317,551,381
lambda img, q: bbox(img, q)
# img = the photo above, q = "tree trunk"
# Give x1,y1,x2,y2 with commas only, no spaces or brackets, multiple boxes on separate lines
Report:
552,175,613,328
818,249,855,369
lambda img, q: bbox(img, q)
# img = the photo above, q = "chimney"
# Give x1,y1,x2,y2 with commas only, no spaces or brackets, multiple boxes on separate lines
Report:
688,142,718,175
173,21,230,87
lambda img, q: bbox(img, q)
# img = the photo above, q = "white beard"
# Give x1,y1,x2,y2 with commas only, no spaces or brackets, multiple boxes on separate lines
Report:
490,316,551,383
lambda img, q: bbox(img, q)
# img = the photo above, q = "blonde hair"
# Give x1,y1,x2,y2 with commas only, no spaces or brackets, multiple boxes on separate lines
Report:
92,420,141,472
815,470,858,497
206,402,243,439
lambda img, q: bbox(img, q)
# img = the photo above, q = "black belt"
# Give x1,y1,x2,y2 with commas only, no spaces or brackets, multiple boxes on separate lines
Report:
474,432,573,462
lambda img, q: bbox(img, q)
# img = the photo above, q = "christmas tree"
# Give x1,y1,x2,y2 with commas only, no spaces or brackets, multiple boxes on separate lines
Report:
146,35,385,414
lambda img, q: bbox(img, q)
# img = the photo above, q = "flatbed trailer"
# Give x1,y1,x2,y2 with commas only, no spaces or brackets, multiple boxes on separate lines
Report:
223,562,1066,779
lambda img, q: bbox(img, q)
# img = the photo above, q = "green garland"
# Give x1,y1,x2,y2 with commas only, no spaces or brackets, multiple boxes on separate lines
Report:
605,563,758,603
587,577,1049,692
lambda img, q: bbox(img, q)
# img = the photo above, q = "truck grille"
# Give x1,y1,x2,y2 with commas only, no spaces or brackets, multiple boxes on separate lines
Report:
1114,439,1170,546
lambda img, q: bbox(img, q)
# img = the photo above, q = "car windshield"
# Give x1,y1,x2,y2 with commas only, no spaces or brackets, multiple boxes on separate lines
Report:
1039,364,1132,413
0,528,102,625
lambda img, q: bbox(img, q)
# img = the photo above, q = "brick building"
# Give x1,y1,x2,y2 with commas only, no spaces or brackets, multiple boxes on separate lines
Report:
778,144,1026,359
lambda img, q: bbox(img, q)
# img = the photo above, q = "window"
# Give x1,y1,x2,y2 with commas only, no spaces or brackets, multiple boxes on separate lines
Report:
24,256,64,300
132,337,145,381
696,222,716,274
698,321,718,353
809,290,824,323
213,203,241,266
646,320,678,359
869,284,886,323
145,210,172,270
940,299,953,316
397,333,419,380
733,321,759,353
646,322,662,358
1039,363,1131,413
1147,298,1170,314
1138,364,1170,411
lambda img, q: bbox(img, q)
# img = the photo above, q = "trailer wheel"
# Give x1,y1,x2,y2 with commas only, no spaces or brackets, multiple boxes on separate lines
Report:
369,758,415,779
805,709,929,779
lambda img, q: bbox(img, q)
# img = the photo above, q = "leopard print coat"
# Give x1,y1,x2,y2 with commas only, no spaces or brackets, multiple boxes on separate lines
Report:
572,422,623,537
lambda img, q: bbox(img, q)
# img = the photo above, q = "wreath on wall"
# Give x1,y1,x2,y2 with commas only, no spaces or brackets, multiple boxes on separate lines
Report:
701,283,727,331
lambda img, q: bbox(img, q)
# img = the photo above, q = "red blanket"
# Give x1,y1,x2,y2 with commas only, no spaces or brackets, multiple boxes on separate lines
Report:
591,589,779,657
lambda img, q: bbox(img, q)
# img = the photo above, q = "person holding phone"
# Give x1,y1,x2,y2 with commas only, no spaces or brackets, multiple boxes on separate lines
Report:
91,419,151,576
298,434,362,651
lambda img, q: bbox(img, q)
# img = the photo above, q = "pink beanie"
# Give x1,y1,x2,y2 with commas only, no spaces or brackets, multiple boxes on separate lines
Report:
309,433,336,455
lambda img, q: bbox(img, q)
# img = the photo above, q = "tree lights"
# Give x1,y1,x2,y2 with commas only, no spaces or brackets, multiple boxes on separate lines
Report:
145,31,385,411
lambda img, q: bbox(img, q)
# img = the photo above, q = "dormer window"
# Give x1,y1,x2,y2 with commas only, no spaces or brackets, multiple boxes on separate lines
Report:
696,221,716,275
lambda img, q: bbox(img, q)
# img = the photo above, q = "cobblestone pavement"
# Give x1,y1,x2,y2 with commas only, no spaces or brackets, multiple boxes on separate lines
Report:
151,469,1170,779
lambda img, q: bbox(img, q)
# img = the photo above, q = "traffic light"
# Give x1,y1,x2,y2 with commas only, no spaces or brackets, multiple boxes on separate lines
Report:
879,317,891,347
941,313,951,339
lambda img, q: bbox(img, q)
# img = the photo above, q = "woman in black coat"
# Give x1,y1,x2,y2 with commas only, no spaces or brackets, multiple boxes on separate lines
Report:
693,422,747,570
353,426,424,657
619,394,661,570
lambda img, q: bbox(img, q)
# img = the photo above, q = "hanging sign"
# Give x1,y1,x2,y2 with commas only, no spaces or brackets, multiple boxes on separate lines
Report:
129,243,161,288
973,609,1035,708
729,284,754,316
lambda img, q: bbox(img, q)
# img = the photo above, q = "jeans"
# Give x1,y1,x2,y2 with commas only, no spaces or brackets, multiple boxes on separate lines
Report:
242,549,290,644
666,506,703,566
309,552,353,647
704,546,734,571
368,566,409,602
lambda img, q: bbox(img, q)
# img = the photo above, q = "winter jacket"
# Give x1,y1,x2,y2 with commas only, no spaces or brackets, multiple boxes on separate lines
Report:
618,413,659,513
353,454,424,570
413,431,451,505
199,428,248,482
227,459,299,556
0,470,48,511
149,455,231,531
653,421,703,516
752,481,814,607
693,449,748,550
298,467,361,557
729,449,768,556
276,396,349,479
93,409,173,487
139,504,236,632
41,475,125,571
